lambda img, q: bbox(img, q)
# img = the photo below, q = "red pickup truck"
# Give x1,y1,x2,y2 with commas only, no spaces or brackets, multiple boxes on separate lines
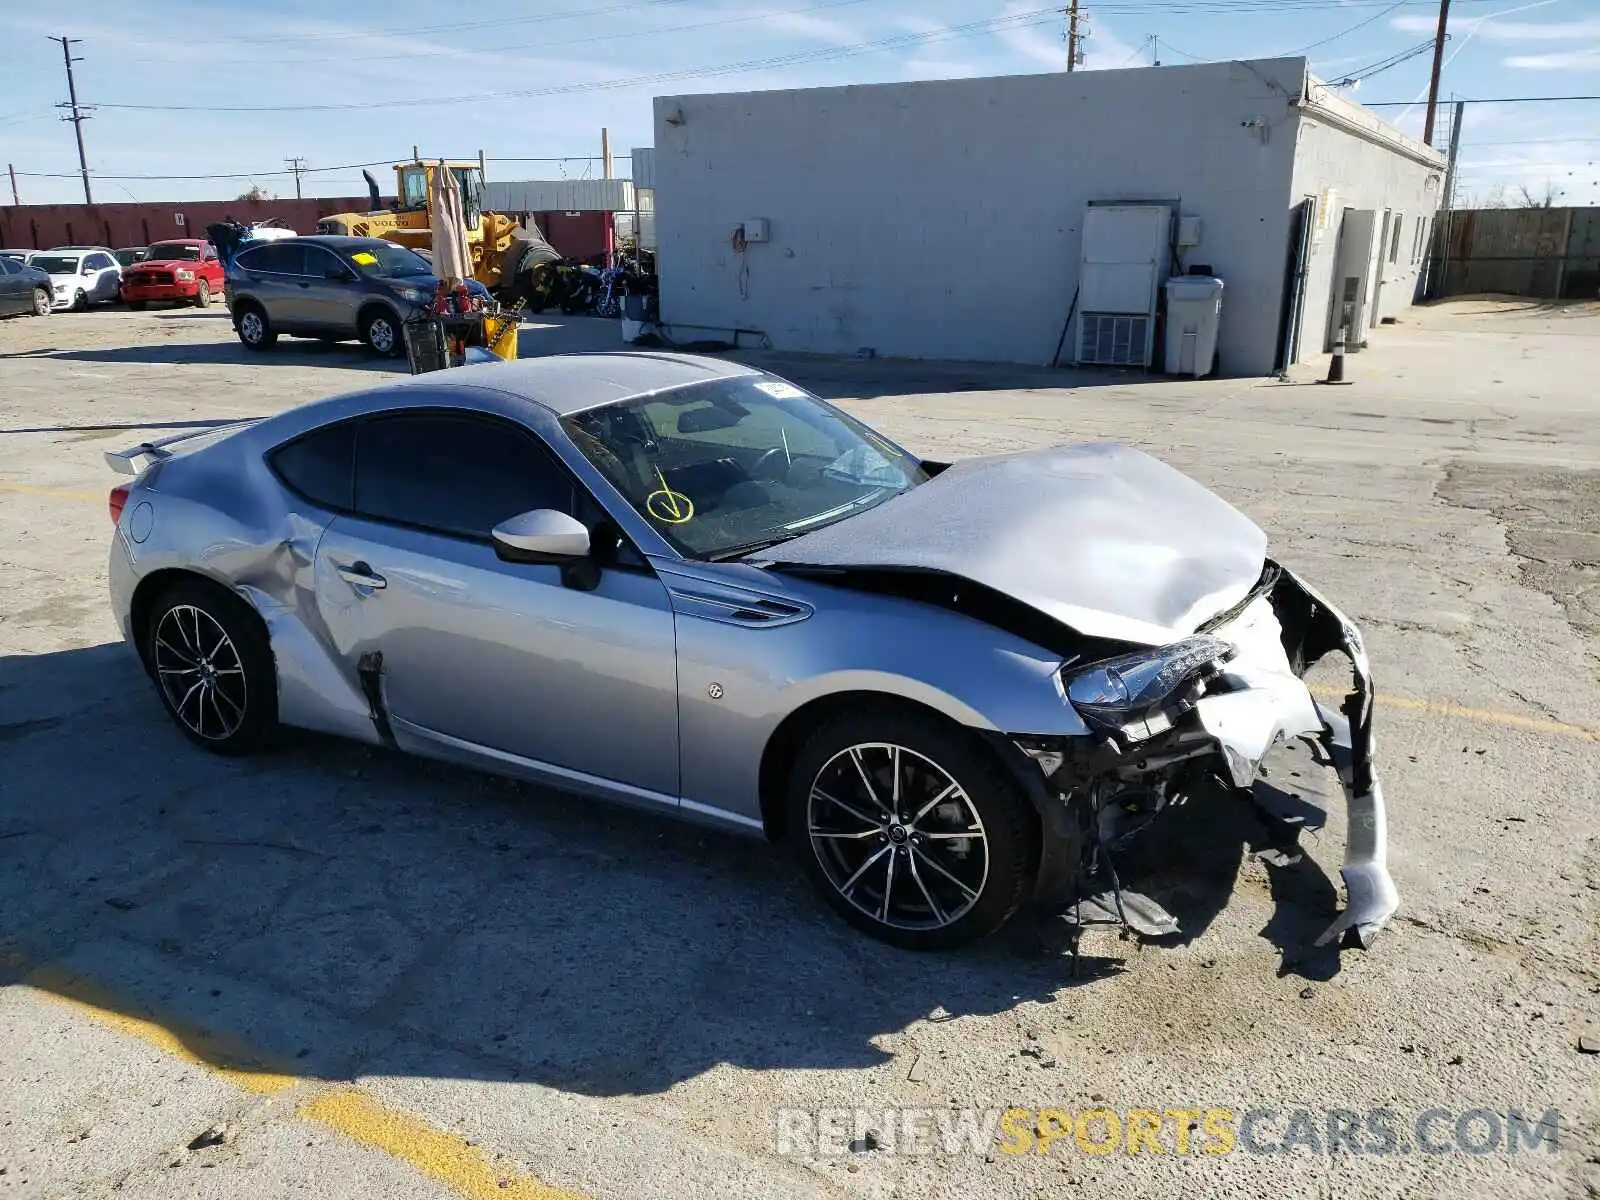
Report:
120,238,225,308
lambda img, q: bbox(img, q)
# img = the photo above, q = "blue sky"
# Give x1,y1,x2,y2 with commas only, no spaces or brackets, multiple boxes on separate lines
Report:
1,0,1595,206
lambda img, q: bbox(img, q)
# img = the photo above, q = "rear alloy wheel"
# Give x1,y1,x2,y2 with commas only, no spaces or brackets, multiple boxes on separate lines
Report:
193,279,211,308
787,710,1037,950
146,582,276,755
235,303,277,350
31,288,50,316
361,310,401,357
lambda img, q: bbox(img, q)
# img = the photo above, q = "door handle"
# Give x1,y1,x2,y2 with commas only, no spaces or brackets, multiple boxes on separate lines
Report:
337,561,387,590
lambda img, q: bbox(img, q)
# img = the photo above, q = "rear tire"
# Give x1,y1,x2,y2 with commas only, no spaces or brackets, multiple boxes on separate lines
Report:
235,302,277,349
784,707,1037,950
144,580,277,756
360,309,402,357
193,279,211,308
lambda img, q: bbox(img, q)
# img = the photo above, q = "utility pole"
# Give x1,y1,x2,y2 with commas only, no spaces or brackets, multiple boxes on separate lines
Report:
7,164,18,206
1422,0,1451,145
49,36,93,204
284,156,307,200
1151,35,1161,66
1064,0,1083,71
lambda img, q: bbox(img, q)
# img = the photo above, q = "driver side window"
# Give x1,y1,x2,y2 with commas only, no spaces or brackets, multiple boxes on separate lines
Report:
353,413,577,539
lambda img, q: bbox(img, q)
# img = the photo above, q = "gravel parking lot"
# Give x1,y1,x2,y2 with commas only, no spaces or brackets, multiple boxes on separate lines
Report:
1,301,1598,1199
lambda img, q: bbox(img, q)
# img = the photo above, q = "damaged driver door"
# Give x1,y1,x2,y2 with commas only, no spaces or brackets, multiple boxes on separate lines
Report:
312,411,682,804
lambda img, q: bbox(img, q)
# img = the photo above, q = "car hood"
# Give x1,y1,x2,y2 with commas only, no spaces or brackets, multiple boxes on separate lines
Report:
765,443,1268,646
130,258,199,269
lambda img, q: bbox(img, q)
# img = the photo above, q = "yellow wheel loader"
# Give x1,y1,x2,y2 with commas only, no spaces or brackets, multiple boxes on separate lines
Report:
315,157,561,298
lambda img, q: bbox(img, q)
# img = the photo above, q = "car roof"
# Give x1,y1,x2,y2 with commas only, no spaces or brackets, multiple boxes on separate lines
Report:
270,354,762,436
145,237,203,244
432,352,762,416
48,245,113,252
277,235,395,250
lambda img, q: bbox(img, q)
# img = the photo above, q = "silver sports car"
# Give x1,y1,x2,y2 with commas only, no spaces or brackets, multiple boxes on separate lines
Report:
106,354,1398,952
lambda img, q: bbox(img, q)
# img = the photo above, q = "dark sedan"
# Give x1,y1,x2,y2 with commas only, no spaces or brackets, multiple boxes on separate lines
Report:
224,235,490,357
0,255,52,318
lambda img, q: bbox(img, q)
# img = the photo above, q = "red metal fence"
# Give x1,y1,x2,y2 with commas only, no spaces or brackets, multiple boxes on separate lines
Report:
0,199,612,262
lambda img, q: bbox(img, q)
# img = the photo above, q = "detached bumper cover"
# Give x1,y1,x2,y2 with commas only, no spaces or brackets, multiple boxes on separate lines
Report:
1196,564,1398,948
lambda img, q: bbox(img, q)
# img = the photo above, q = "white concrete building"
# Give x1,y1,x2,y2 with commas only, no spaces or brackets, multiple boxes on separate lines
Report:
652,58,1446,376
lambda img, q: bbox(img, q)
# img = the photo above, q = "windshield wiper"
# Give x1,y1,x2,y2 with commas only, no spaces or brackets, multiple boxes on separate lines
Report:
707,534,797,562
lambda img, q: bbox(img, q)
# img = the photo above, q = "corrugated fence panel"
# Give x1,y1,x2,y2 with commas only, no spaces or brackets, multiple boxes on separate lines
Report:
483,179,633,212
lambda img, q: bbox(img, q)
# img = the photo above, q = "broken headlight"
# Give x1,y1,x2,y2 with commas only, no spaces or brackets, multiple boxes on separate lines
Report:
1064,636,1233,728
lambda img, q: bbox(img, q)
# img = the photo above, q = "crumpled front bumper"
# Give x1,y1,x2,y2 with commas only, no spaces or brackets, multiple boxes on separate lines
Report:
1196,564,1398,948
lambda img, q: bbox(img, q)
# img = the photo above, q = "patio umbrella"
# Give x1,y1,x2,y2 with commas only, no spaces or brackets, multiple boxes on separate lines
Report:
429,161,472,284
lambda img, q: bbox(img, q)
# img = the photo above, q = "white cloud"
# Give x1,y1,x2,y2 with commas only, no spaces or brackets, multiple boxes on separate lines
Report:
761,10,860,47
1504,47,1600,68
993,17,1065,68
1392,13,1600,38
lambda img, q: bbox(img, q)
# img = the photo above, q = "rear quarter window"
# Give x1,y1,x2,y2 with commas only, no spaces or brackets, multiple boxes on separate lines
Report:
268,423,357,511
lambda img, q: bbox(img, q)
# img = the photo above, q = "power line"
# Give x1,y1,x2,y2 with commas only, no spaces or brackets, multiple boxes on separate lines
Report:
173,0,695,46
1279,0,1409,55
1361,94,1600,104
12,155,615,181
126,0,878,67
88,9,1071,113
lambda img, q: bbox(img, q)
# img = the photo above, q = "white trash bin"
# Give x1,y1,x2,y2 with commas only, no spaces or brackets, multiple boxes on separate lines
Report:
1164,275,1224,377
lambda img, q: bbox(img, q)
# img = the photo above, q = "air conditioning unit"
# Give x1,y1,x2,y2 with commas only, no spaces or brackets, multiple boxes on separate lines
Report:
1078,312,1151,367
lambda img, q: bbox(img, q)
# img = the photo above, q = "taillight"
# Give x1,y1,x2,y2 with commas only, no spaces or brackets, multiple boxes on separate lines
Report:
109,484,132,524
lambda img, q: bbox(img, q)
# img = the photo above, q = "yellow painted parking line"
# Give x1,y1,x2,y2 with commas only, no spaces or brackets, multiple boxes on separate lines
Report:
22,964,299,1094
19,964,592,1199
0,480,104,503
1311,686,1600,743
301,1090,587,1200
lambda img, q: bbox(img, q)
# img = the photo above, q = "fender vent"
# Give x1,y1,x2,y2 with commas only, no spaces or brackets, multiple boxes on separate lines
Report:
664,582,812,628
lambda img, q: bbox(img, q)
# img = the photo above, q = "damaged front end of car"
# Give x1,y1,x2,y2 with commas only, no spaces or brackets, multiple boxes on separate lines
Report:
1015,561,1399,951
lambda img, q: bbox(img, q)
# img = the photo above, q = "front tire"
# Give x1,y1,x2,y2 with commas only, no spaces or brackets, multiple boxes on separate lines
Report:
144,581,277,756
71,289,88,312
193,279,211,308
361,309,402,357
235,302,277,349
785,708,1037,950
31,288,50,316
127,300,147,311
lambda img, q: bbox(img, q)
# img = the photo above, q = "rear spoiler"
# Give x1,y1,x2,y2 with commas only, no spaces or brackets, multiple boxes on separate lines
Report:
104,420,259,475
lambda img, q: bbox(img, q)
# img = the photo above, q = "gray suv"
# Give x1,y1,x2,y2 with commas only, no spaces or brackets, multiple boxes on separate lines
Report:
225,235,490,357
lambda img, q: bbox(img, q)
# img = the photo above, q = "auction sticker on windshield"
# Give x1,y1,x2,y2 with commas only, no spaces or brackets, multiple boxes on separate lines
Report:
754,381,805,399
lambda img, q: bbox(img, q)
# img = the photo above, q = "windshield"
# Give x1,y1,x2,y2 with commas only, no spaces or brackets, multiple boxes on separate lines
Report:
343,241,432,278
145,242,201,261
31,255,81,274
562,376,927,560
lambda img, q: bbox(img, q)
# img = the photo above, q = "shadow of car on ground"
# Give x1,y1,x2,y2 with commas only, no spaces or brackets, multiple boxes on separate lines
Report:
0,629,1345,1098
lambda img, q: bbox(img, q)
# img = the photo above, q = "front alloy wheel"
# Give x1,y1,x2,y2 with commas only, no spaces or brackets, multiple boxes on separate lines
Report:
788,710,1036,950
809,744,990,931
362,311,400,356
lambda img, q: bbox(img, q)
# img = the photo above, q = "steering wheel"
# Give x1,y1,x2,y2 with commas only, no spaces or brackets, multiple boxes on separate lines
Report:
751,446,792,483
